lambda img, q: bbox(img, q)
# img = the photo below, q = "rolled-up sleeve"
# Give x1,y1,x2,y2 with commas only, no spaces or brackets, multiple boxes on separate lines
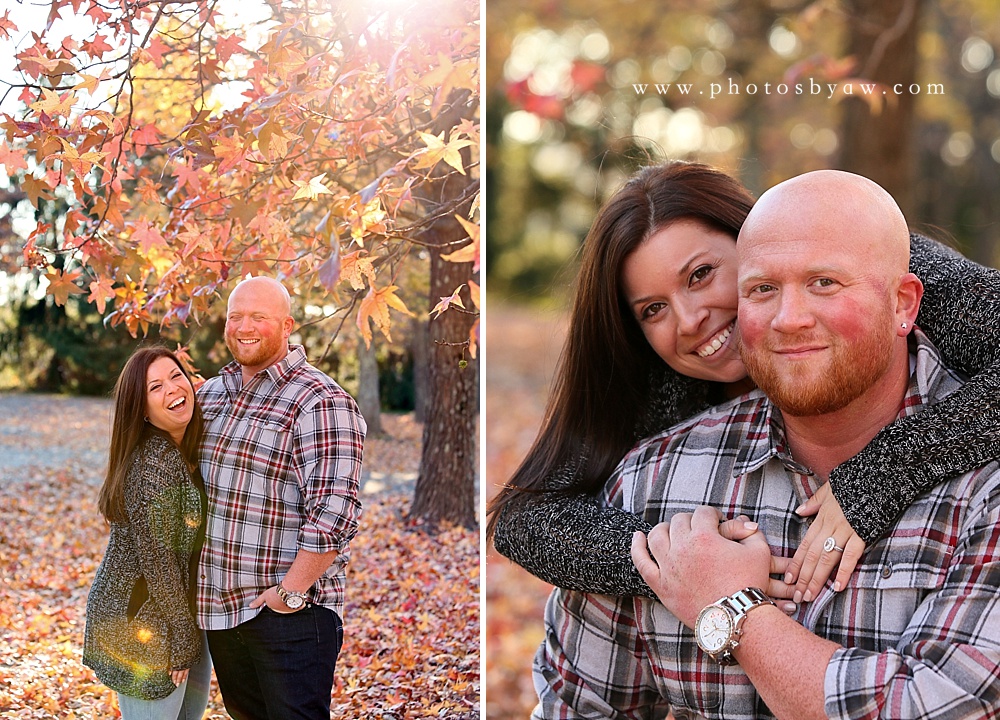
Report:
292,394,366,554
824,490,1000,719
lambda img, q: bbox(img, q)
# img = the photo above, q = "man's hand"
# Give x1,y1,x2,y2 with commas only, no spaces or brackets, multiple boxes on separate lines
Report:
249,585,300,614
630,505,778,628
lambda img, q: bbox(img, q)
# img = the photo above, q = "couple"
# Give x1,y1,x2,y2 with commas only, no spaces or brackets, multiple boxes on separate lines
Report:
489,165,1000,717
82,276,367,720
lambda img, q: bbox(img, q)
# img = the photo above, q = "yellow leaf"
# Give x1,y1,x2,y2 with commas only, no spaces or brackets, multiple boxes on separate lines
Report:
340,251,376,291
291,172,334,201
30,88,74,116
441,215,480,272
356,285,411,347
73,74,100,95
349,197,387,246
413,131,472,175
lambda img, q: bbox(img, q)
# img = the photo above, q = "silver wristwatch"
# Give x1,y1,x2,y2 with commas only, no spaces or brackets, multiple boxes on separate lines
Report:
275,582,308,610
695,587,775,665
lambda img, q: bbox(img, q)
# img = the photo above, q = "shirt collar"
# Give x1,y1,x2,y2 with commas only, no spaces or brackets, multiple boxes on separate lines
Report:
220,344,308,393
731,327,960,478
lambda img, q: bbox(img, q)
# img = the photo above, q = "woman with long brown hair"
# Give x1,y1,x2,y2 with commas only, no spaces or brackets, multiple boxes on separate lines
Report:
487,160,1000,604
83,346,211,719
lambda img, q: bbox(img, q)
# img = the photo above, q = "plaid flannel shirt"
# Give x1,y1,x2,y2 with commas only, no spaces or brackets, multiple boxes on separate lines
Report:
196,345,365,630
533,329,1000,720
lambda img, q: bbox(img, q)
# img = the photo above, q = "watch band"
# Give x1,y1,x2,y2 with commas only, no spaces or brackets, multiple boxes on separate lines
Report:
699,587,775,665
722,587,773,617
275,582,308,609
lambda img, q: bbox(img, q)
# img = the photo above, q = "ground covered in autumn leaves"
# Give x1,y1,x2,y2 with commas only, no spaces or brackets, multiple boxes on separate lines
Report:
0,395,479,719
484,304,567,720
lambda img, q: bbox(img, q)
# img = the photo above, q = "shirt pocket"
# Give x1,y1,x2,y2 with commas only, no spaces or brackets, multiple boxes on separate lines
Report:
817,526,953,651
241,410,295,476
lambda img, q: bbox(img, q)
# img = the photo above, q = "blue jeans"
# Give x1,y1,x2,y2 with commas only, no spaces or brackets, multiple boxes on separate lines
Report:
117,631,212,720
207,605,343,720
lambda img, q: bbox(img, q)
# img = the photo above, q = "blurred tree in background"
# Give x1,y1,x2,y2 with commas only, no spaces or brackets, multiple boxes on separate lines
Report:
485,0,1000,304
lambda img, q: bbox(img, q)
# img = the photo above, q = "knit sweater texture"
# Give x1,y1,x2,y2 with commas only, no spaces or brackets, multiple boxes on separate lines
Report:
492,233,1000,597
83,432,204,700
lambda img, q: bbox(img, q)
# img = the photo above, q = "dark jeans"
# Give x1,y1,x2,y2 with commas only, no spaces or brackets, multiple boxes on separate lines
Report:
206,605,343,720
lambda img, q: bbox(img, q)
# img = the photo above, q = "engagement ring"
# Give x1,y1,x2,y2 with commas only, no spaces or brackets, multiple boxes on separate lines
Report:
823,536,845,554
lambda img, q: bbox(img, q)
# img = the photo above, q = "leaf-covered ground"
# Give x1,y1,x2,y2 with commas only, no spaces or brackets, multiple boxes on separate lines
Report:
0,396,479,719
484,305,567,720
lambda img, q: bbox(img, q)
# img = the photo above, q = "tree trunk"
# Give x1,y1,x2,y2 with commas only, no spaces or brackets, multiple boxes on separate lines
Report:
356,333,383,437
838,0,923,217
408,88,479,530
410,229,478,529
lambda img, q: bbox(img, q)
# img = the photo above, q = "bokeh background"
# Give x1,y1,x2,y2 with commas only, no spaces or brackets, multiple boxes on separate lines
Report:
483,1,1000,717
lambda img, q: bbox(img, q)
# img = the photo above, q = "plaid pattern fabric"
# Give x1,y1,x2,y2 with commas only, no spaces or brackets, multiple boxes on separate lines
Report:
533,330,1000,720
196,345,365,630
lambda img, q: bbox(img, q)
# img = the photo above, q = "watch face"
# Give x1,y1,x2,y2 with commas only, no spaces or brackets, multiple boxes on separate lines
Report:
696,605,733,654
285,594,305,609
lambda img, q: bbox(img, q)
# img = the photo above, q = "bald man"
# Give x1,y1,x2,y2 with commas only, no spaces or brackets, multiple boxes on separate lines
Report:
533,171,1000,719
196,276,366,720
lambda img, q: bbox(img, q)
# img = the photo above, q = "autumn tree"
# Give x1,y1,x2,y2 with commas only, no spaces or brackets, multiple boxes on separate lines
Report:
0,0,479,527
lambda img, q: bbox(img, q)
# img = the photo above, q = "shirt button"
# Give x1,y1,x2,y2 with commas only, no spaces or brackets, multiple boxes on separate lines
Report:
201,574,207,579
881,562,893,579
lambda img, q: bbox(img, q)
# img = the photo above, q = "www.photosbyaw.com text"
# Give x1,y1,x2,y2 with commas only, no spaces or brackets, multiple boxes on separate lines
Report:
634,77,946,100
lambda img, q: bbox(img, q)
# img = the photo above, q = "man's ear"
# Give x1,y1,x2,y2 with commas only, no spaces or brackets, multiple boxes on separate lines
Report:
283,315,294,339
895,272,923,334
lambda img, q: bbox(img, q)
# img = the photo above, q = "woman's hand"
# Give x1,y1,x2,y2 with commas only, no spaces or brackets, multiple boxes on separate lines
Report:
170,668,190,686
785,482,865,603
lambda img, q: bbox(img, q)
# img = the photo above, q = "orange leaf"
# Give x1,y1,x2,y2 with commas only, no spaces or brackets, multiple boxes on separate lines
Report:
45,268,85,306
469,318,479,359
88,278,115,314
131,219,166,254
0,142,27,172
468,279,480,310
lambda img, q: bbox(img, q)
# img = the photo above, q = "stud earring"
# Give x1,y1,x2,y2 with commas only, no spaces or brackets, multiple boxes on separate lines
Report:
901,322,908,330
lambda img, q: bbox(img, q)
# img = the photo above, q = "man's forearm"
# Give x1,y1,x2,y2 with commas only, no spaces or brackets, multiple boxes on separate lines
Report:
281,548,340,593
732,605,839,720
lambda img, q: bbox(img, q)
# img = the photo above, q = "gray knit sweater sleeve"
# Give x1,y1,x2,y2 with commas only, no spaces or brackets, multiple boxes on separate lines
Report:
491,370,711,598
829,233,1000,543
124,440,202,669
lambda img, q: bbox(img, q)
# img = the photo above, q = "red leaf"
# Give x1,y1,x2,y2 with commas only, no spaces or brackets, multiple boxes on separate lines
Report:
145,35,170,68
0,10,17,41
81,34,113,59
131,124,161,157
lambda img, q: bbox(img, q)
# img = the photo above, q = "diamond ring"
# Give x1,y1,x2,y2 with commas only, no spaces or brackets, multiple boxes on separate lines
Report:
823,536,845,553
